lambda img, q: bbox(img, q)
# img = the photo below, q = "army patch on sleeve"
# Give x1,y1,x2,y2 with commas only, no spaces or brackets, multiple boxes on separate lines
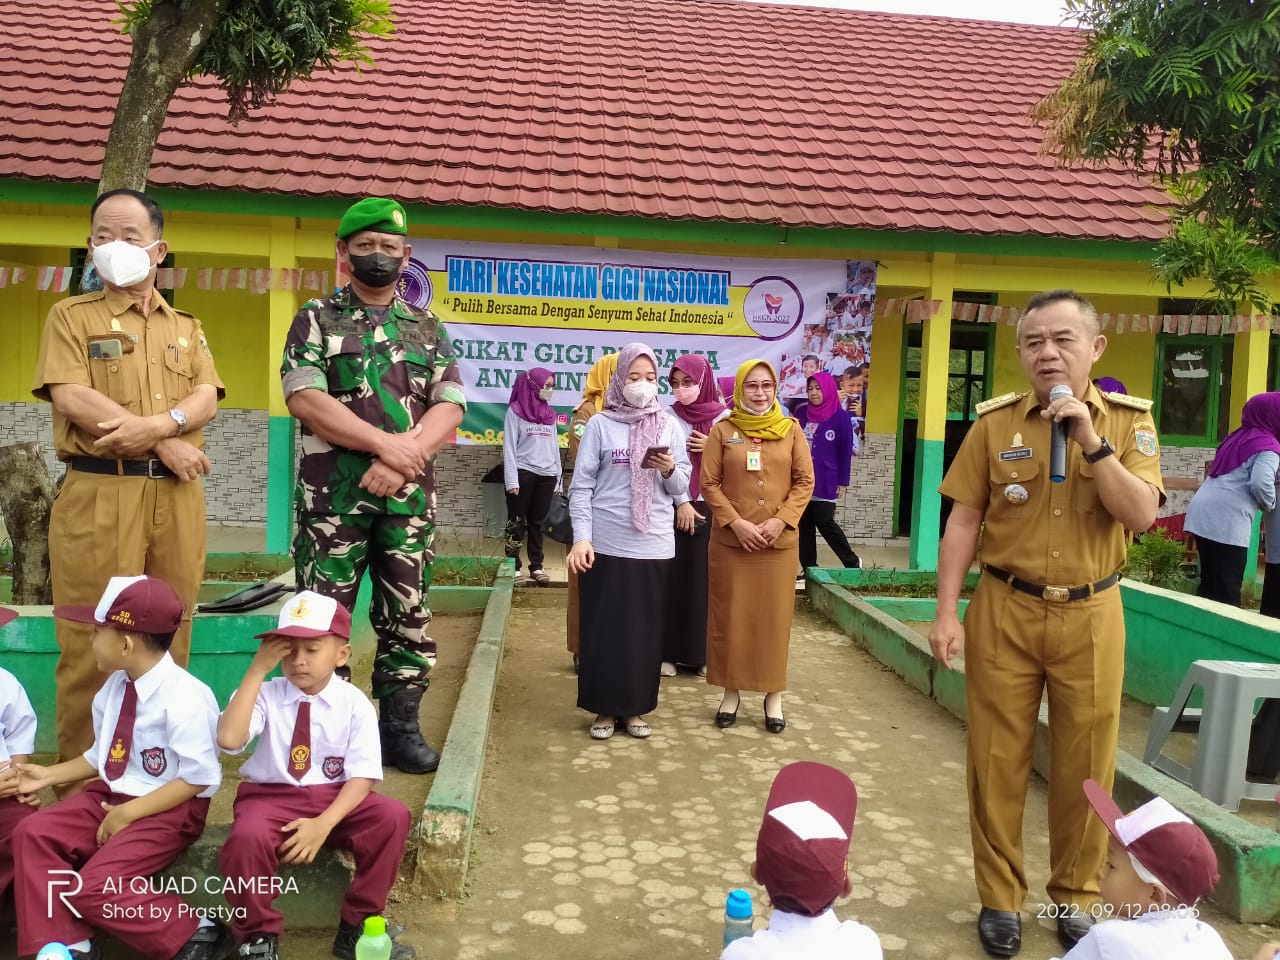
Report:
1134,421,1158,456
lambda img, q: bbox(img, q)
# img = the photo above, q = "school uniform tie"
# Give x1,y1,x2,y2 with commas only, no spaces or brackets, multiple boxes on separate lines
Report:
104,680,137,781
289,699,311,781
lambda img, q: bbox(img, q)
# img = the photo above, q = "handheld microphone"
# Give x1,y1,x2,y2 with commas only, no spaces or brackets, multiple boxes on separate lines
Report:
1049,383,1072,483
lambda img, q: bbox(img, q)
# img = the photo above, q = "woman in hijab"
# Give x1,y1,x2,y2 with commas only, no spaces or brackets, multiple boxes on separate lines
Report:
1185,392,1280,605
701,360,814,734
564,352,619,671
717,376,737,410
566,343,691,739
662,354,730,677
795,371,860,579
502,367,561,585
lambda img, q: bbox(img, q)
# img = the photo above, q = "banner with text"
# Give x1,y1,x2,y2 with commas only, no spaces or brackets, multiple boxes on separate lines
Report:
397,240,874,450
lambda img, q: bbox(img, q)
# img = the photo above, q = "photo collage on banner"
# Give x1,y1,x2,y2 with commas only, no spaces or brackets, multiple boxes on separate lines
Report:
777,260,875,455
395,240,869,460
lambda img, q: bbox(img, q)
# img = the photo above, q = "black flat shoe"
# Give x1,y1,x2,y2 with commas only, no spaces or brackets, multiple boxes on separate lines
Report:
1056,913,1093,951
764,714,786,734
977,908,1021,957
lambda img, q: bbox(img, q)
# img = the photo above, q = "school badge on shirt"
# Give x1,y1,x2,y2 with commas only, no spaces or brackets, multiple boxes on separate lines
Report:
322,756,346,781
291,744,311,772
141,747,167,777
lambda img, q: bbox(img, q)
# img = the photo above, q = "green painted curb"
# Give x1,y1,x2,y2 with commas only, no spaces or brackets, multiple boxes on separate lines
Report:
805,573,1280,922
414,558,517,898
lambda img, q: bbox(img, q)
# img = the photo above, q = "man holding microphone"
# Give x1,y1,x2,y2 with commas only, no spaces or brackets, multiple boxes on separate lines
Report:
928,290,1165,957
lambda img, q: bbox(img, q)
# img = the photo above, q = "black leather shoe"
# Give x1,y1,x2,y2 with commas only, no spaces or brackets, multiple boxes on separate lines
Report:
1057,913,1094,951
714,708,738,728
764,713,786,734
173,920,234,960
977,908,1021,957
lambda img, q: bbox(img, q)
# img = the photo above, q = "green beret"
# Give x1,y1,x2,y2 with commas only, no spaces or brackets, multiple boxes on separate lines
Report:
336,197,408,240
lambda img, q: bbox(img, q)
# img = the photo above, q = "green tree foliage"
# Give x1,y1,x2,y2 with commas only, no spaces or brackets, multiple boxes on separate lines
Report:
101,0,392,191
1032,0,1280,312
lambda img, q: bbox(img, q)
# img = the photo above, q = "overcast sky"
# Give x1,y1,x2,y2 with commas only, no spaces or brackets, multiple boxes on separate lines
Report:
747,0,1076,27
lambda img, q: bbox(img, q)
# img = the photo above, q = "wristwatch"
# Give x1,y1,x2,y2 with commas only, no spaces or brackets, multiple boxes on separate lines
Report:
1083,437,1114,463
168,408,188,436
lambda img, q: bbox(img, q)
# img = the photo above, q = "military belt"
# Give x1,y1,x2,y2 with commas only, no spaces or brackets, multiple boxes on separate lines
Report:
983,564,1119,603
69,456,175,479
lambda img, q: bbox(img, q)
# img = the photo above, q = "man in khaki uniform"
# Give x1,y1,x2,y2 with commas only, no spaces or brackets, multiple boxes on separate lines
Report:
32,189,224,761
929,290,1164,957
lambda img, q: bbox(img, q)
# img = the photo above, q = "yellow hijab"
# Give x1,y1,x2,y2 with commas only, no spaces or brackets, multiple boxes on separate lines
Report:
575,352,619,411
729,359,795,440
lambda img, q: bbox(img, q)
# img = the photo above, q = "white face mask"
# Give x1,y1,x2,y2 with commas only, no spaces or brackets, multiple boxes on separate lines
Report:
539,385,555,401
623,381,658,408
92,239,159,288
671,384,699,406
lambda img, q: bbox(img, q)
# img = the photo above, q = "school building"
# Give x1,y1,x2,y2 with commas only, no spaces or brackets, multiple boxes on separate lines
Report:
2,0,1277,568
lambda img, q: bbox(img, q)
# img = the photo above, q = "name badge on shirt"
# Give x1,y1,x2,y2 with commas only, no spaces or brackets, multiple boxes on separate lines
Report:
999,448,1033,461
746,450,762,471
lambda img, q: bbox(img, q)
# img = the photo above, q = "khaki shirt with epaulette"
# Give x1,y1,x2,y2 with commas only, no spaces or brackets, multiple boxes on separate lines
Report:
32,288,225,460
939,383,1166,585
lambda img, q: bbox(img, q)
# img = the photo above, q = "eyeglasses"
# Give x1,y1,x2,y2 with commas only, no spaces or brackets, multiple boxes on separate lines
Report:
742,381,776,392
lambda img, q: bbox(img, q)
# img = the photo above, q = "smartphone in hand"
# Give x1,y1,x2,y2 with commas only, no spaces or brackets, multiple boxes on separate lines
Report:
641,445,670,467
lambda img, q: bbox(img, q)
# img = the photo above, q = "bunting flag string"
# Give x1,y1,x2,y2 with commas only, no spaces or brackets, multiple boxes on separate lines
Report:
871,295,1278,337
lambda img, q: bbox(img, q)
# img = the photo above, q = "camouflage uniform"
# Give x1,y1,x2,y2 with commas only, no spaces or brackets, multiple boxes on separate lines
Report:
281,285,466,699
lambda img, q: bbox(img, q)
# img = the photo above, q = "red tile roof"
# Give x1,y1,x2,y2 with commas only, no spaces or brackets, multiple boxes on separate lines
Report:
0,0,1171,242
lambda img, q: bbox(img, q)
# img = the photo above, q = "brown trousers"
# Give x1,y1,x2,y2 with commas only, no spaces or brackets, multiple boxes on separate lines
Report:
963,574,1124,911
49,469,207,759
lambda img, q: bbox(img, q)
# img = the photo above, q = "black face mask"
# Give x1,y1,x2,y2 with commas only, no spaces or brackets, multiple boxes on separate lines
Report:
348,252,403,289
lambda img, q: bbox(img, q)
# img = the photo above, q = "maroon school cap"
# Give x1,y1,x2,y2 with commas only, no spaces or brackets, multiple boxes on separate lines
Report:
1083,779,1219,905
255,590,351,641
55,575,185,635
755,762,857,917
0,607,16,628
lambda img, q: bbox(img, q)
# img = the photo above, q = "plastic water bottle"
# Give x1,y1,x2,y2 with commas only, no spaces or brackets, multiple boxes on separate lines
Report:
36,946,74,960
355,916,393,960
723,889,754,947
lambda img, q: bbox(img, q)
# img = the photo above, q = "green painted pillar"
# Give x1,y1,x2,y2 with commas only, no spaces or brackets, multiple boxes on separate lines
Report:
266,415,295,555
908,253,955,571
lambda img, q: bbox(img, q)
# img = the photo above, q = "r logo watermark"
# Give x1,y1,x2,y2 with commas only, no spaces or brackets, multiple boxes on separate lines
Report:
46,869,83,919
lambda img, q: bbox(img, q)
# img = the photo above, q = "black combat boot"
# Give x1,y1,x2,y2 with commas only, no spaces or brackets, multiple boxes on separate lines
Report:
378,686,440,774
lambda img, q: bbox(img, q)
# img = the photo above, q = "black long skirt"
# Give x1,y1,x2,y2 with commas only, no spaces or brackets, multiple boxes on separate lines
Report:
577,552,671,717
663,504,710,667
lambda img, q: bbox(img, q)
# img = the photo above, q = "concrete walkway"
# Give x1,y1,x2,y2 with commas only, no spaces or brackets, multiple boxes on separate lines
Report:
420,590,1275,960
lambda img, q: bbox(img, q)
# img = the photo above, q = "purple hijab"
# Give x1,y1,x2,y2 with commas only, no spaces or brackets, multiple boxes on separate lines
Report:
669,354,726,501
717,376,737,410
1208,392,1280,478
600,342,664,532
803,372,842,424
1094,376,1128,395
509,367,556,425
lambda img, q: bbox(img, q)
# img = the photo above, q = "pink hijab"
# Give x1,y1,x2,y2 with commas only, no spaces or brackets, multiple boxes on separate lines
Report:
669,354,726,501
600,342,664,532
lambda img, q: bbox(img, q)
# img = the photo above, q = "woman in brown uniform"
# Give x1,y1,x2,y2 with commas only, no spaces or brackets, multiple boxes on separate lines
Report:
565,352,619,670
701,359,814,733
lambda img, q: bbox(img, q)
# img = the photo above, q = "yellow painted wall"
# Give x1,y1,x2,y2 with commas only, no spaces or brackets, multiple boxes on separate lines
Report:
0,244,79,403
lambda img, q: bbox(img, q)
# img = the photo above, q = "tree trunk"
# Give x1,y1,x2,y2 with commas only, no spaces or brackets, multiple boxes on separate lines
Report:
0,443,55,605
98,0,226,193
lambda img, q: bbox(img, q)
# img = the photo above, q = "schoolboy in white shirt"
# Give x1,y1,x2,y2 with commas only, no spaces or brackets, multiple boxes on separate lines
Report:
0,608,40,930
1052,780,1233,960
218,591,416,960
13,576,227,960
721,761,882,960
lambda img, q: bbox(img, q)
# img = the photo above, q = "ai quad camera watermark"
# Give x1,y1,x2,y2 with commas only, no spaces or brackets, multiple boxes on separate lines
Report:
46,870,291,921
